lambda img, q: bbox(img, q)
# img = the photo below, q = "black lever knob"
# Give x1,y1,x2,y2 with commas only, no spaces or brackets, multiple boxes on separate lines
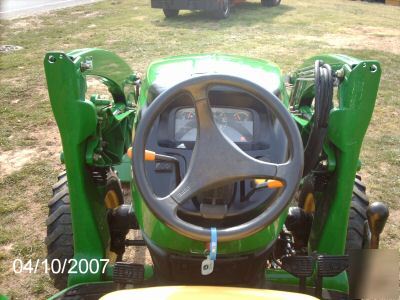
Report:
367,202,389,249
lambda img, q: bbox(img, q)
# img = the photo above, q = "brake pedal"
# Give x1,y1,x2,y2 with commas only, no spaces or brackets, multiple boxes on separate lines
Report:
281,256,314,293
315,255,349,298
125,239,146,246
113,262,144,286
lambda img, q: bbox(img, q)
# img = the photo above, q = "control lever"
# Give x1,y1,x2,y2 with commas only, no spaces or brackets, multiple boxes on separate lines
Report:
367,202,389,249
128,148,181,186
244,179,284,201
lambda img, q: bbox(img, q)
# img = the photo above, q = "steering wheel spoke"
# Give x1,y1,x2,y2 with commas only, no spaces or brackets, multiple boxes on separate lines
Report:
194,97,216,135
186,83,209,102
170,135,281,204
169,177,203,205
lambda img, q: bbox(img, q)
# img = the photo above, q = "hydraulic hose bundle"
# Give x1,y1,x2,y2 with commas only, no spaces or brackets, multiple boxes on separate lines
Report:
294,60,334,175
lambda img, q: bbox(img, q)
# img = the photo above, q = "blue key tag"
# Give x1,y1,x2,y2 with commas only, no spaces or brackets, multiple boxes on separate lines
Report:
209,227,217,261
201,227,217,276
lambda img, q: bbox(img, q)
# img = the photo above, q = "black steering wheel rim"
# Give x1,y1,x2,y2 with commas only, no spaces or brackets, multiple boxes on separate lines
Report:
132,74,303,242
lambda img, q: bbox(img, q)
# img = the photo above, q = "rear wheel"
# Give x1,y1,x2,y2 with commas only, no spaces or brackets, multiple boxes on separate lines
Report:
261,0,281,7
163,9,179,18
45,170,124,289
213,0,231,19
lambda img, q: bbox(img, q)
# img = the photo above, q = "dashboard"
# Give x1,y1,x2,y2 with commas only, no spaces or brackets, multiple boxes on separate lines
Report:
154,89,279,152
174,107,254,143
145,89,289,216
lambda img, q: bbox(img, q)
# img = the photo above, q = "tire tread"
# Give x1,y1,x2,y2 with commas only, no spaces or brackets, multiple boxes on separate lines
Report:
46,174,73,290
346,181,369,251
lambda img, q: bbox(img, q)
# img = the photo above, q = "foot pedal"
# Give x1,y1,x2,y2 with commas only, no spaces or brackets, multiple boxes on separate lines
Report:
125,239,146,246
281,256,314,293
315,255,349,298
282,256,314,277
113,262,144,285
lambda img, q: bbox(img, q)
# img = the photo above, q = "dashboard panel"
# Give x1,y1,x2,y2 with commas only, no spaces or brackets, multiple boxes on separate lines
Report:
174,107,254,143
146,89,289,207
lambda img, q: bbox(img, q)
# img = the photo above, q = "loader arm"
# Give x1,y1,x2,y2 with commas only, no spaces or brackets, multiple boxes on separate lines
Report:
289,54,381,292
44,49,137,286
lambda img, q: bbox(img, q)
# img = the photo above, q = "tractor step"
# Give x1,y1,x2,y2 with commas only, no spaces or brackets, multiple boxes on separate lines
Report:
280,254,349,296
125,239,146,246
281,255,314,277
316,255,349,298
317,255,349,277
113,262,144,285
281,256,314,293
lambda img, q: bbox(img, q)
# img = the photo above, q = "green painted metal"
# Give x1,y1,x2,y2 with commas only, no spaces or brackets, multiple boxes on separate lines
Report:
44,49,136,286
113,154,132,183
47,282,114,300
45,49,380,295
133,184,287,254
138,53,288,106
290,54,381,292
85,95,135,166
315,58,380,261
265,270,347,295
298,56,381,254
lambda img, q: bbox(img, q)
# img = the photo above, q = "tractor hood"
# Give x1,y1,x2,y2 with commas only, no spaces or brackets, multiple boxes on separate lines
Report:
142,54,284,102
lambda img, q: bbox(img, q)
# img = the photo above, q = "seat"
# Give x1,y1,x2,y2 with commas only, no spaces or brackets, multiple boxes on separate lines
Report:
100,286,318,300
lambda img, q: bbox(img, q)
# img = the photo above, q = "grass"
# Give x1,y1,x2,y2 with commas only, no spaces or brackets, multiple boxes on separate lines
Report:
0,0,399,298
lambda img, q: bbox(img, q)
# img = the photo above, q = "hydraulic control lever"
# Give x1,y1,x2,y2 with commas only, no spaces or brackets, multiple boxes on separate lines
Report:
367,202,389,249
243,179,284,201
128,148,182,186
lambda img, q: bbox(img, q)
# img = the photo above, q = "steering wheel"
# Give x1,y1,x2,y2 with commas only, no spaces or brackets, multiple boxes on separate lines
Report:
132,75,303,242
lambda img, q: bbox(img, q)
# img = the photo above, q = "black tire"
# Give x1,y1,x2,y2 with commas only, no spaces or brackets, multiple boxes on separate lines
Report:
345,176,370,251
213,0,231,19
345,175,370,298
163,9,179,18
45,171,73,290
45,170,124,290
261,0,281,7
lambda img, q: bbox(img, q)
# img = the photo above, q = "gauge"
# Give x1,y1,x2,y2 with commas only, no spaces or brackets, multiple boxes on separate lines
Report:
175,107,253,142
184,111,194,120
234,111,251,121
214,110,227,123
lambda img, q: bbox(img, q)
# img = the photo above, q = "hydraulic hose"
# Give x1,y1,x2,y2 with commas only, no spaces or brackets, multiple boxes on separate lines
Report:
303,60,334,175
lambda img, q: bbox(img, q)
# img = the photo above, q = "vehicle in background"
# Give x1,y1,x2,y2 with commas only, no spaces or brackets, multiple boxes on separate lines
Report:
151,0,281,19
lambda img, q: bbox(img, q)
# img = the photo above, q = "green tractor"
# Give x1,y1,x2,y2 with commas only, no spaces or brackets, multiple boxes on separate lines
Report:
44,49,388,299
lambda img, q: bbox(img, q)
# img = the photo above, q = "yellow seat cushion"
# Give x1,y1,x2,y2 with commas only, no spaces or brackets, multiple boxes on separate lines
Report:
100,286,318,300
